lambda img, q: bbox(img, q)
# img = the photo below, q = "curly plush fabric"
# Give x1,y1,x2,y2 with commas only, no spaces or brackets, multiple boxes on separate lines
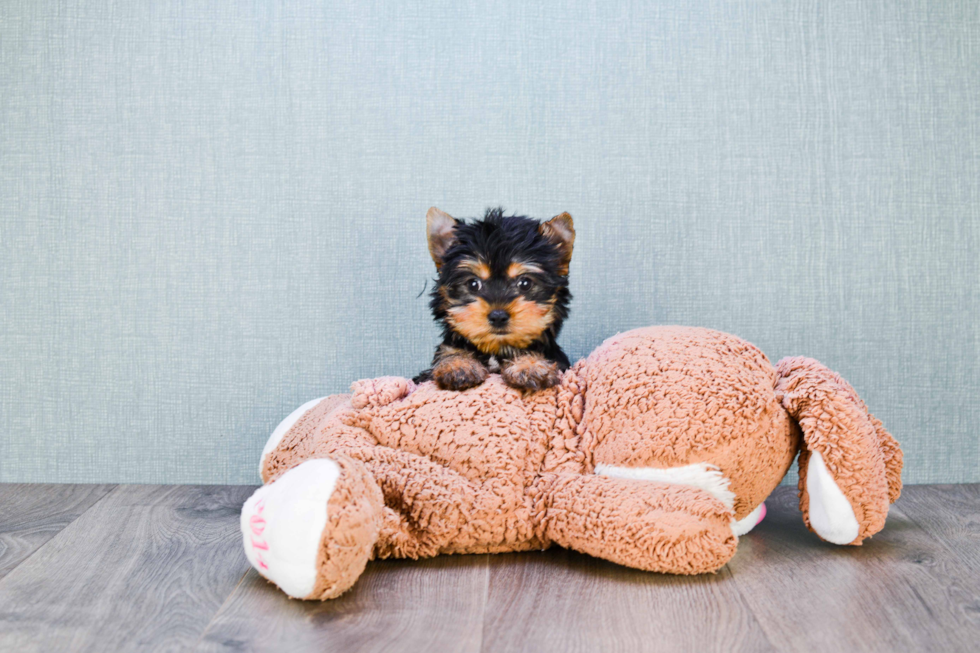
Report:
245,326,902,599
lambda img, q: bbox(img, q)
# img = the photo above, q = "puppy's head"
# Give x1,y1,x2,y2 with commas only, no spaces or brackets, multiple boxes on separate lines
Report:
426,207,574,355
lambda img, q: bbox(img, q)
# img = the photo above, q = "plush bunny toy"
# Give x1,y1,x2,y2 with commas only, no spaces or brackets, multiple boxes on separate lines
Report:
242,326,902,600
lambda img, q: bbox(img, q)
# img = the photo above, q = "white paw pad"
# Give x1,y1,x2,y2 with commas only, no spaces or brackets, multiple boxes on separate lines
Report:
241,458,340,599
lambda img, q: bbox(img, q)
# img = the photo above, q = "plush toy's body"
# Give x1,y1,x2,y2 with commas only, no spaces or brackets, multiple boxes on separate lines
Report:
243,327,902,600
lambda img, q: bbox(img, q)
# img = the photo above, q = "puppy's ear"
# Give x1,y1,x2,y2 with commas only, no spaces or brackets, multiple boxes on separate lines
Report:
426,207,458,270
539,212,575,275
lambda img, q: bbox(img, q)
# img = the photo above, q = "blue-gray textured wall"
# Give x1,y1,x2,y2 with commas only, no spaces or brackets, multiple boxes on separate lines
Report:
1,1,977,484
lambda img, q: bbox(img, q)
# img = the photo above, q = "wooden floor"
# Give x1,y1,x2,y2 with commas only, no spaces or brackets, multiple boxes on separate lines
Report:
0,484,977,652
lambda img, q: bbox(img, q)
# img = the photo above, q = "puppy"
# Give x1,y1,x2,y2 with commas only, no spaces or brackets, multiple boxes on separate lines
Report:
414,207,575,392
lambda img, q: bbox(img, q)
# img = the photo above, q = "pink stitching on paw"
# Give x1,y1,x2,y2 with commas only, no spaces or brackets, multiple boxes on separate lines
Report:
249,499,270,570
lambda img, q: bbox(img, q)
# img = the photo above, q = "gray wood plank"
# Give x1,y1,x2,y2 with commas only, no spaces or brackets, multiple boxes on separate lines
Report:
0,484,255,653
197,554,489,653
0,482,976,652
726,485,980,653
893,484,980,569
482,548,773,653
0,484,115,579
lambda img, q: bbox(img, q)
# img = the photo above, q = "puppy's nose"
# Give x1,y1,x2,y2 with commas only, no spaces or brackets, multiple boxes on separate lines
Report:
488,309,510,328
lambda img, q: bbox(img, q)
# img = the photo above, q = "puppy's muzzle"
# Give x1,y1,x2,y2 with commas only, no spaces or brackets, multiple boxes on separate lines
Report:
487,309,510,328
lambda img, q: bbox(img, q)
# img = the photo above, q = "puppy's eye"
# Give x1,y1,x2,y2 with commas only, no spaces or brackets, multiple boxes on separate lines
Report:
517,277,532,291
466,278,482,292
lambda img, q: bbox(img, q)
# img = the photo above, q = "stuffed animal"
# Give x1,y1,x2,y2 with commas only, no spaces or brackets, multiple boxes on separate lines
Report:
242,326,902,600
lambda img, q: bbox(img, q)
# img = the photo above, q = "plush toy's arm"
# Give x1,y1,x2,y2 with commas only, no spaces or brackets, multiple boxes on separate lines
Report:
259,383,507,560
341,445,488,559
537,473,738,574
775,357,903,545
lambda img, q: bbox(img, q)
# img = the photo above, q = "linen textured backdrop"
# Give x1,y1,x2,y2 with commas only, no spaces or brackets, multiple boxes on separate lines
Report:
1,0,977,484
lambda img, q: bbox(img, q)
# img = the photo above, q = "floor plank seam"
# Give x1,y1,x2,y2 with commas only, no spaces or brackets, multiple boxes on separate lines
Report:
476,554,490,653
720,564,778,652
0,484,118,582
890,502,969,566
193,568,252,651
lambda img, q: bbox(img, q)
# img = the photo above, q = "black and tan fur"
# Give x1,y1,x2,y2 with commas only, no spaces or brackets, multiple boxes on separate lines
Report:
414,207,575,392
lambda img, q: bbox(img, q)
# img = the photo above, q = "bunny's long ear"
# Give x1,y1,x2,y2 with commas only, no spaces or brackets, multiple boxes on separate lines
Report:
426,207,458,270
539,212,575,275
775,356,902,545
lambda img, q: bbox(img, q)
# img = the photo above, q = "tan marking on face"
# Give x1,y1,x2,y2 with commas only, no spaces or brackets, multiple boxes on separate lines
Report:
446,297,555,354
506,262,543,278
446,298,501,353
504,297,555,347
458,259,491,280
437,285,462,313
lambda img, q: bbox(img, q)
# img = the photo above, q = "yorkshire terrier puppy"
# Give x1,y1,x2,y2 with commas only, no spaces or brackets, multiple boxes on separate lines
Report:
414,206,575,392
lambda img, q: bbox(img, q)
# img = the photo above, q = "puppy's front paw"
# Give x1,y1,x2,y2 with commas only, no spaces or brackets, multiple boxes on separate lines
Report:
502,355,561,392
433,355,488,391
